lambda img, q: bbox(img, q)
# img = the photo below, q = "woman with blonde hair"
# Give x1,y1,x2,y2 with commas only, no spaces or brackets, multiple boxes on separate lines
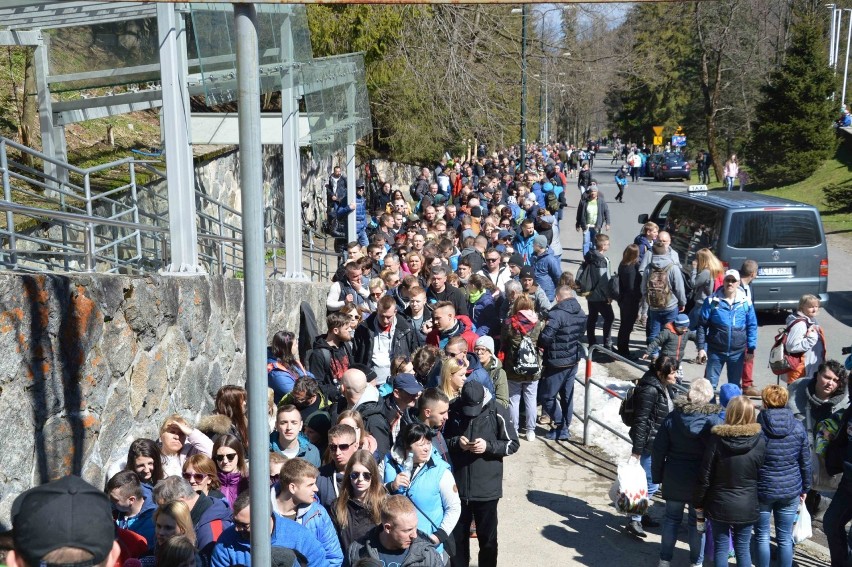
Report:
440,357,468,401
336,409,378,455
689,248,724,328
157,415,214,478
154,500,196,550
694,396,766,567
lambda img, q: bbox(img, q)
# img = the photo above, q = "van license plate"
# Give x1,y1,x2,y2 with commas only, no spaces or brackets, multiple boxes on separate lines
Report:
759,267,793,276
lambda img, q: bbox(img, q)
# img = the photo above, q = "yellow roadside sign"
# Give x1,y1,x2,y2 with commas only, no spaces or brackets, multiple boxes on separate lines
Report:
653,136,663,146
652,126,664,137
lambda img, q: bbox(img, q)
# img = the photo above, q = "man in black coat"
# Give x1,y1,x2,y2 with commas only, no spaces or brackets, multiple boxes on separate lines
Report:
537,286,587,441
444,381,519,567
352,296,417,386
360,373,423,457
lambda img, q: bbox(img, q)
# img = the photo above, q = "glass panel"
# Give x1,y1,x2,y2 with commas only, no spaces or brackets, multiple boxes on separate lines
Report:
187,3,313,105
46,18,160,92
728,211,822,249
664,201,722,265
302,53,373,159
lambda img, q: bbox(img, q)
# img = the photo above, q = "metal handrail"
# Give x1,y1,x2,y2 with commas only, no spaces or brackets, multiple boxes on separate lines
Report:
578,344,689,447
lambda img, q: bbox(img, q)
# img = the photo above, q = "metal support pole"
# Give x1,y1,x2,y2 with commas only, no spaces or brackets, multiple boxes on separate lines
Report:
583,356,592,446
830,4,838,66
280,14,308,281
520,5,528,173
345,81,357,243
836,9,844,71
844,9,852,106
234,5,270,565
32,33,68,195
157,3,203,274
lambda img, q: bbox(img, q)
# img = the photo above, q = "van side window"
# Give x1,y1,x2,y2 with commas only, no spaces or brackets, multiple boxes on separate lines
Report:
728,211,822,248
664,201,722,265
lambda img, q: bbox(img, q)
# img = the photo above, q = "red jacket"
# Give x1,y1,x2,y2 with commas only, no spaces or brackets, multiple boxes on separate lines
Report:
426,315,479,352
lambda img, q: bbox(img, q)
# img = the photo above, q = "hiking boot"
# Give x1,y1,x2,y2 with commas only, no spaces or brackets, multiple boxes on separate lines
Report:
625,520,647,538
743,386,761,397
537,414,552,426
545,428,570,441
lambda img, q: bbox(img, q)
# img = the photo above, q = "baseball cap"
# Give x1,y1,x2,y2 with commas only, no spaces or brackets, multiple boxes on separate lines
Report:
724,269,741,281
520,266,534,279
272,546,299,567
12,475,116,567
498,229,513,241
392,373,423,395
460,381,485,417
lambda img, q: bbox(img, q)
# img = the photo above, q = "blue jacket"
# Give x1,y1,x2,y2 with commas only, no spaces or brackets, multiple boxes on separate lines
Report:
269,432,322,467
470,291,499,337
383,448,455,554
651,399,723,503
355,194,368,233
294,501,343,567
757,407,811,502
531,183,545,208
211,512,326,567
115,495,158,552
513,232,537,266
633,234,653,264
194,494,234,558
533,249,561,302
696,289,758,355
538,298,587,368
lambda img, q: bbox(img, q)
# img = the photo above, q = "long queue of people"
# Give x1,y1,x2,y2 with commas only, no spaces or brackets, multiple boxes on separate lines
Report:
2,141,849,567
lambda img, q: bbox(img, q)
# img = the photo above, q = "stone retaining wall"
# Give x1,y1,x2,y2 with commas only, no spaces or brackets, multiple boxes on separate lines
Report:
0,272,329,526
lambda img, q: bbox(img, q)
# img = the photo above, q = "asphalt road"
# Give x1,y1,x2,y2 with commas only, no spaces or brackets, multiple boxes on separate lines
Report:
557,152,852,391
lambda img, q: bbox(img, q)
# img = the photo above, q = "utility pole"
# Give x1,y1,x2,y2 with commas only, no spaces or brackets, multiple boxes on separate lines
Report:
520,4,527,173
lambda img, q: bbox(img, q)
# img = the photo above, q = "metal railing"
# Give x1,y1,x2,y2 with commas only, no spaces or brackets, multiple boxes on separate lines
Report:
576,345,689,447
0,136,341,280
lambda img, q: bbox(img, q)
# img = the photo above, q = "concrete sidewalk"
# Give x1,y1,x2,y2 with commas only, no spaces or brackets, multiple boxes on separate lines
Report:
474,432,831,566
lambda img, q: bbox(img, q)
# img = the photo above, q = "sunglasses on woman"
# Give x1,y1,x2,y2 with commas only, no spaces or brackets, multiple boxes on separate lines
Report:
182,472,208,482
350,471,372,481
215,453,237,463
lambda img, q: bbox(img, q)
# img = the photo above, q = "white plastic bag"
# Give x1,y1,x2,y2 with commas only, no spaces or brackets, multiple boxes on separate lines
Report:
610,459,649,515
792,502,813,544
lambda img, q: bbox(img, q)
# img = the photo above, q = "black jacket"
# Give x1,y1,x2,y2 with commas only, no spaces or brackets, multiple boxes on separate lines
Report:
316,462,341,510
444,392,519,501
307,336,351,402
617,263,642,304
538,298,587,368
651,399,722,503
359,394,403,458
577,168,592,189
693,423,766,525
402,304,433,346
575,194,610,232
352,313,417,368
582,249,610,303
426,284,469,317
629,371,674,455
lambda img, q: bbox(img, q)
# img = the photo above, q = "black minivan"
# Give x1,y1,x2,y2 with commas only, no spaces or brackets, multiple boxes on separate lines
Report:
638,190,828,311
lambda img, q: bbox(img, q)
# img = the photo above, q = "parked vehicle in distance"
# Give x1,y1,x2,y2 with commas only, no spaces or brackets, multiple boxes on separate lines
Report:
646,153,664,178
638,189,828,311
654,153,691,181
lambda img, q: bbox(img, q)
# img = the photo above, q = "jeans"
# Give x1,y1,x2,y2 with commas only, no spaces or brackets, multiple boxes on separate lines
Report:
824,479,852,566
705,350,746,390
508,380,539,433
660,500,704,564
539,365,578,430
356,229,369,247
647,307,678,344
725,176,736,191
582,227,599,256
755,495,799,567
630,451,659,522
710,520,753,567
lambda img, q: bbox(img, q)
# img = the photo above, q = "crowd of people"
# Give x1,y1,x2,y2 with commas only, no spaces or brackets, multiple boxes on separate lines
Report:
2,141,850,567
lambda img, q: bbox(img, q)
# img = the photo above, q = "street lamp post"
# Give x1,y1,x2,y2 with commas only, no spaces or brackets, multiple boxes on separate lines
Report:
520,4,528,173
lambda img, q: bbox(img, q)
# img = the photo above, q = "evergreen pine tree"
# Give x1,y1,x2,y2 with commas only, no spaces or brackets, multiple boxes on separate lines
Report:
747,9,838,186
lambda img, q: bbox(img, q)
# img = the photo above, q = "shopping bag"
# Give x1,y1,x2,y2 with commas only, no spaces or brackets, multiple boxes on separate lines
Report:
609,459,649,515
792,503,813,544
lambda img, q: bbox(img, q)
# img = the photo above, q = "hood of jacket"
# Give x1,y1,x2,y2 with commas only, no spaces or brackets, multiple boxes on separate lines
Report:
804,378,847,409
198,414,233,437
758,407,798,439
483,355,502,372
471,289,495,307
650,254,675,270
510,309,539,333
786,311,816,327
353,384,381,409
711,422,763,454
672,399,723,438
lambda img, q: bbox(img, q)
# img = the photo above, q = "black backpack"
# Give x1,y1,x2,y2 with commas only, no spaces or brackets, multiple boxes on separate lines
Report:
619,385,639,426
